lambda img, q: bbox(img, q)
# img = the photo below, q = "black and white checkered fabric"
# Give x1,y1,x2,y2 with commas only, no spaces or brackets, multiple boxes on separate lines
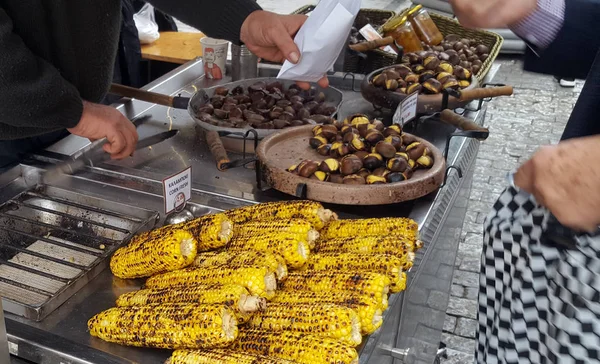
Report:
476,187,600,364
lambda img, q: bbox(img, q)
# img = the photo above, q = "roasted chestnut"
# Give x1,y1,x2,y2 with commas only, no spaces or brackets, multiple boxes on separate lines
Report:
406,142,429,160
454,66,472,80
385,79,399,91
407,53,422,64
372,73,387,87
298,160,319,178
383,70,400,80
363,153,384,170
349,135,366,152
342,174,366,185
364,129,385,145
442,78,460,90
424,56,441,71
385,135,403,151
419,71,435,83
309,135,328,149
396,64,413,78
422,78,443,94
404,73,419,84
273,119,290,129
340,154,363,176
416,155,434,168
366,175,387,185
329,174,344,184
406,83,422,94
383,125,402,137
372,119,385,132
310,171,329,181
317,144,332,156
387,157,409,172
357,168,371,179
372,167,390,177
214,86,229,96
475,44,489,55
386,172,407,183
319,125,339,140
437,62,453,74
375,141,396,159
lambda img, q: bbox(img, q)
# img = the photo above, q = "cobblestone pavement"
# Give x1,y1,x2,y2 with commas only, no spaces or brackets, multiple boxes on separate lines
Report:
174,6,583,362
440,56,584,363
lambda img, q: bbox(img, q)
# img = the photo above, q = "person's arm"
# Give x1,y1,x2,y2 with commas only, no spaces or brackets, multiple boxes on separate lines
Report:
146,0,261,44
0,7,83,131
517,0,600,79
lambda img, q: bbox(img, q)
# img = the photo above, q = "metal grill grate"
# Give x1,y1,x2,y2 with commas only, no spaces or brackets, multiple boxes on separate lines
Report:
0,184,158,321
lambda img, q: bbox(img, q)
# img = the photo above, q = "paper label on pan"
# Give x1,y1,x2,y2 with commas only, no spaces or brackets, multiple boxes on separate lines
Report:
394,91,419,125
162,167,192,214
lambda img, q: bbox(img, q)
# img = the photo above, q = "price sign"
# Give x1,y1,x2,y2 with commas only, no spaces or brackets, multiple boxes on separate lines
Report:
162,167,192,214
393,91,419,126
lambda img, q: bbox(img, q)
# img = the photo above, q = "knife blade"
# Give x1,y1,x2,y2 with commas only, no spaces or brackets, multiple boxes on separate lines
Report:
43,129,178,182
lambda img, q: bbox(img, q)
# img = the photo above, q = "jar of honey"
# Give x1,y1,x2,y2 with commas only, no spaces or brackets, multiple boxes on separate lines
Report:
386,16,423,54
407,5,443,46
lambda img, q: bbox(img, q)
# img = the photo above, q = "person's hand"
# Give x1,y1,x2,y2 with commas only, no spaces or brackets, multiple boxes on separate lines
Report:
240,10,329,90
514,135,600,232
67,101,138,160
449,0,537,29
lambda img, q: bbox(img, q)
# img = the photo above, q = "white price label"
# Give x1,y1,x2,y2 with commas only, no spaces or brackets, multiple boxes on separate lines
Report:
162,167,192,214
394,91,419,125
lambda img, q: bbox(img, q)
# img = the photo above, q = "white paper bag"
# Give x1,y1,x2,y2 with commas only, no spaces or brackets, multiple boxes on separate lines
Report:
277,0,361,82
134,3,160,44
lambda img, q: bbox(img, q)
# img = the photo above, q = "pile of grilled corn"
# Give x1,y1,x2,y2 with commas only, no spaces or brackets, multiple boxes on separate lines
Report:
90,200,422,364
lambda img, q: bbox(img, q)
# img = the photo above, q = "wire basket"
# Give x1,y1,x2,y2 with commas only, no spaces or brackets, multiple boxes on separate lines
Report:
291,5,398,75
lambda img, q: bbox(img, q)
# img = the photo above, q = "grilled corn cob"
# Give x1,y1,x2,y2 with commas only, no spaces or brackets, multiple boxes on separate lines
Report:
178,213,233,251
305,253,408,293
228,234,309,269
230,330,359,364
320,217,419,241
246,303,362,346
193,250,288,281
110,229,196,279
145,266,277,299
115,284,265,323
315,235,423,254
224,200,337,230
235,218,319,248
88,303,237,349
270,291,384,334
280,272,390,309
167,349,300,364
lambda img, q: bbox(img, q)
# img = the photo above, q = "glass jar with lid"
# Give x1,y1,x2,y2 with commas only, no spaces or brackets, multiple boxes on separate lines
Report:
386,16,423,54
407,5,443,46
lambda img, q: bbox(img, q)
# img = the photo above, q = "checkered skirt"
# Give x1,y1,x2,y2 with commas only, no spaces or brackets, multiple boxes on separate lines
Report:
476,187,600,364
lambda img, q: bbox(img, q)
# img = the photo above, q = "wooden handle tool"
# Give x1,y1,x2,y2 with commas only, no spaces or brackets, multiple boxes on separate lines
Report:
458,85,513,102
439,109,489,138
206,131,230,171
109,83,190,109
349,36,395,52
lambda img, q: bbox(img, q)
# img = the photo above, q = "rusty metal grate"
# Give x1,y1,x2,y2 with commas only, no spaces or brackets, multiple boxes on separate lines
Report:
0,185,158,321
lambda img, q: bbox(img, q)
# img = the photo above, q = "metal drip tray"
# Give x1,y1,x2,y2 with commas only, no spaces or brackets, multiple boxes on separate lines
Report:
0,184,158,321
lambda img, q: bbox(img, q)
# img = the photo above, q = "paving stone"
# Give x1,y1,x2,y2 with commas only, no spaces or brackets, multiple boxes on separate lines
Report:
465,287,479,300
441,333,477,354
447,297,478,319
427,291,449,311
450,284,464,298
440,348,476,364
452,270,480,288
443,315,457,333
455,318,478,338
459,257,481,273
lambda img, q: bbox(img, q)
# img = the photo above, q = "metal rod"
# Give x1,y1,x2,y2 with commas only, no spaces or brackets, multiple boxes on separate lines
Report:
0,212,119,243
0,226,105,256
24,191,144,223
11,200,131,234
0,259,70,283
1,245,90,270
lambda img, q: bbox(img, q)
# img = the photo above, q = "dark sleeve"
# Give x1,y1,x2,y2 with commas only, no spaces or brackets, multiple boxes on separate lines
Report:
0,7,83,130
147,0,262,45
523,0,600,79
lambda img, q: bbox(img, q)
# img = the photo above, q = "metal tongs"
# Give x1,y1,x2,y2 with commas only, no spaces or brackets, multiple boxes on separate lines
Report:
42,115,178,183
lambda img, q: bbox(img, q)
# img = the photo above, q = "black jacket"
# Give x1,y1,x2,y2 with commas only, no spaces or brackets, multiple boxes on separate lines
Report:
0,0,261,140
521,0,600,140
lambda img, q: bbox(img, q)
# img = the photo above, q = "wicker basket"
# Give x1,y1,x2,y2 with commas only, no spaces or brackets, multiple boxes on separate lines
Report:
381,11,503,81
291,5,397,75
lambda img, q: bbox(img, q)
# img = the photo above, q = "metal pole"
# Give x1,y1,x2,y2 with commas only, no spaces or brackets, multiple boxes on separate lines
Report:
0,299,10,363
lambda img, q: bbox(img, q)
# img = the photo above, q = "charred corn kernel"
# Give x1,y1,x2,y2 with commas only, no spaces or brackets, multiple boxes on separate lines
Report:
305,253,408,293
230,330,358,364
145,266,277,299
178,213,233,251
110,229,196,279
280,272,390,308
246,303,362,346
320,217,419,241
115,284,265,323
194,250,288,281
235,218,319,247
228,234,310,269
225,201,337,230
270,291,383,334
315,235,422,254
88,303,237,349
168,349,299,364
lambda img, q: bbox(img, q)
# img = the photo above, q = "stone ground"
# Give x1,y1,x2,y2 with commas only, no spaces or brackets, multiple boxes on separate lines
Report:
173,4,584,362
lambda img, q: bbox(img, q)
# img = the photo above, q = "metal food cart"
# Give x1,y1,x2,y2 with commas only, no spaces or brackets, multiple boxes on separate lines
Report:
0,59,498,364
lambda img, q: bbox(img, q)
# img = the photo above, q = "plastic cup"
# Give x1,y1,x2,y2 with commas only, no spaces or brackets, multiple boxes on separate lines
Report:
200,37,229,80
